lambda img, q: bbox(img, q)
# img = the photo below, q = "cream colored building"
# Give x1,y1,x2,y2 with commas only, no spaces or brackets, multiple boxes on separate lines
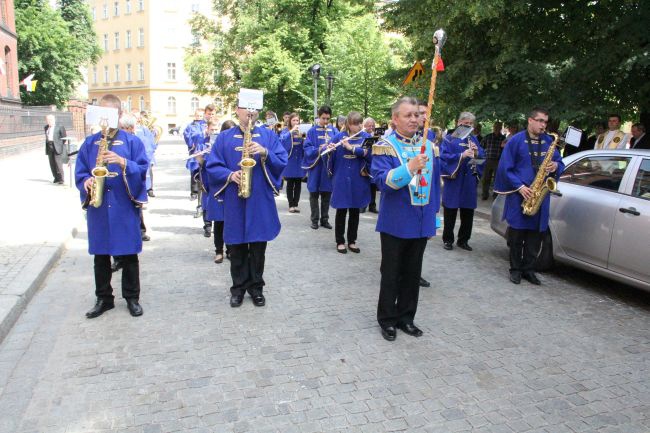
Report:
87,0,223,131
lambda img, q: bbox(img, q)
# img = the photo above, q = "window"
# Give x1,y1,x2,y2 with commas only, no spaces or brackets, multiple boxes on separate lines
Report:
103,66,109,83
167,62,176,80
138,28,145,47
113,1,119,16
103,34,109,52
126,96,132,112
139,96,145,111
560,156,632,193
114,64,120,82
114,32,120,50
167,96,176,114
126,63,132,81
632,159,650,200
138,0,144,11
102,3,108,18
125,30,132,48
92,66,97,84
125,0,131,14
138,62,144,80
92,7,96,20
190,97,200,112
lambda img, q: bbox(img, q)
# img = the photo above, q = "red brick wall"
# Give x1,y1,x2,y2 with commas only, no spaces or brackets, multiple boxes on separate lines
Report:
1,0,20,101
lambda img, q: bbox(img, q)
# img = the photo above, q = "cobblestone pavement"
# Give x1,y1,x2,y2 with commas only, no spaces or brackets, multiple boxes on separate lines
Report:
1,140,649,433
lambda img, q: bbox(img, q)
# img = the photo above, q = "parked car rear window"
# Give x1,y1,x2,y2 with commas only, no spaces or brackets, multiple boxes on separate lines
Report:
560,155,632,192
632,159,650,200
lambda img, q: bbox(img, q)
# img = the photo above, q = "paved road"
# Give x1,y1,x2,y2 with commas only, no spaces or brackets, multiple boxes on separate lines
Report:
1,139,649,433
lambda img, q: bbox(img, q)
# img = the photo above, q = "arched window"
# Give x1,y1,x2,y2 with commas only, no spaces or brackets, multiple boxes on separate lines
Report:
167,96,176,114
139,96,145,111
190,96,199,112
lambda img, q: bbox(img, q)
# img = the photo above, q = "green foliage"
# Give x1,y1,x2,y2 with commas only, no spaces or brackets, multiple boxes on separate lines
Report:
382,0,650,127
58,0,102,65
185,0,403,120
16,0,100,107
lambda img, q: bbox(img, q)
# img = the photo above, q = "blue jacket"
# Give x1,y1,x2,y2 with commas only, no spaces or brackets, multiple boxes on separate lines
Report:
329,131,372,209
440,134,485,209
75,130,148,255
371,131,440,239
206,125,288,244
494,131,564,231
302,124,338,193
280,130,306,179
183,120,206,151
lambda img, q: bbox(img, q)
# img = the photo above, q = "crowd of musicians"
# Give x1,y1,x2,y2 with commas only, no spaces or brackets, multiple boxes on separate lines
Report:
74,91,568,342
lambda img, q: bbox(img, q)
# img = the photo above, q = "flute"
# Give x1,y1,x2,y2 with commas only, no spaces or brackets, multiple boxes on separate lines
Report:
320,129,365,156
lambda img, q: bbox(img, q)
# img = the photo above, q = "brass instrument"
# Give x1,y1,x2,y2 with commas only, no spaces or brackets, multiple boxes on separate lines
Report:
522,133,562,216
87,119,118,208
142,113,163,144
237,113,256,199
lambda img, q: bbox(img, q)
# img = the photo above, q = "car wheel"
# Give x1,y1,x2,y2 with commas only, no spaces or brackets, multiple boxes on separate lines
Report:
535,230,554,272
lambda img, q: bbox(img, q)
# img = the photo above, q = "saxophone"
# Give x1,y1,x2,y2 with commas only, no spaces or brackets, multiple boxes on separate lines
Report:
87,119,118,208
237,116,257,199
521,133,560,216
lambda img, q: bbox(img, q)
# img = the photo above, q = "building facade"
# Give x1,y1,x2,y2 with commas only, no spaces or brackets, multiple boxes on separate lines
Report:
0,0,20,106
87,0,223,131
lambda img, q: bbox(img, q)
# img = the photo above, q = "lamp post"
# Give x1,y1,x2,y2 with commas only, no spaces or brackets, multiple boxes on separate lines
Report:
309,64,321,122
325,73,335,106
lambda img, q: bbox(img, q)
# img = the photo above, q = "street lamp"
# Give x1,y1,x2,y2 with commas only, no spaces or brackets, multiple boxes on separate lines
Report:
325,73,335,106
309,64,321,122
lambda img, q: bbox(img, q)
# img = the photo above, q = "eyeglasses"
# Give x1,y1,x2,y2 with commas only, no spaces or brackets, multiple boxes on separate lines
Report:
532,118,548,124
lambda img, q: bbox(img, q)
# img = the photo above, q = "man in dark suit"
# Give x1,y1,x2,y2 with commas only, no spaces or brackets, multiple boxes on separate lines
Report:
45,114,68,184
630,123,649,150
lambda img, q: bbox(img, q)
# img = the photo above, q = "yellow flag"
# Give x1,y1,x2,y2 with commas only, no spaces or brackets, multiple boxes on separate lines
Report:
30,80,38,92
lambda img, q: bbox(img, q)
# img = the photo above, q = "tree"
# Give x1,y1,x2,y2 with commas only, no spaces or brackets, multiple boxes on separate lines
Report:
382,0,650,127
58,0,102,65
15,0,100,107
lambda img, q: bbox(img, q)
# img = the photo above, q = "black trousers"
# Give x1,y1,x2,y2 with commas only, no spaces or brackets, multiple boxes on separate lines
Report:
442,207,474,245
213,221,229,255
47,146,64,182
285,178,302,207
370,184,377,207
377,233,428,328
508,228,542,273
229,242,267,297
190,170,199,195
481,159,499,199
335,208,360,245
94,254,140,301
140,210,147,234
309,191,331,224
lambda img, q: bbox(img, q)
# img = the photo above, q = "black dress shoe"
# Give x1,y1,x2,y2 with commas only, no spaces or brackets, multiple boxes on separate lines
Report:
359,207,367,213
230,294,244,307
348,245,360,253
510,271,522,284
443,242,453,250
252,294,266,307
381,326,396,341
368,204,378,214
321,221,332,229
147,189,155,198
523,272,541,285
310,222,319,230
457,242,473,251
419,277,430,287
398,323,423,337
190,193,198,200
203,227,212,238
141,233,151,242
337,245,347,254
126,299,143,316
86,299,114,318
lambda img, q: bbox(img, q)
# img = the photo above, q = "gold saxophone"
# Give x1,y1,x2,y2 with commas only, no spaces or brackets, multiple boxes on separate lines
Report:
237,116,257,199
521,133,561,216
87,119,118,208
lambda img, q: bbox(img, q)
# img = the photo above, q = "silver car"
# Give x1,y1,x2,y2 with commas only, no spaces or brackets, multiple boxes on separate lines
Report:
491,149,650,291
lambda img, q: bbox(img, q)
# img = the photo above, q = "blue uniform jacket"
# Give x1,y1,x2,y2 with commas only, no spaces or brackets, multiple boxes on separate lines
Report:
302,124,339,193
329,131,372,209
370,131,440,239
440,134,486,209
206,125,288,244
183,120,206,151
75,130,148,255
199,149,224,222
494,131,565,231
136,126,156,190
280,130,306,179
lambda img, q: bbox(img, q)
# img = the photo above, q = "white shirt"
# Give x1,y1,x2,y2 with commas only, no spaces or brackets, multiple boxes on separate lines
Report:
47,125,54,141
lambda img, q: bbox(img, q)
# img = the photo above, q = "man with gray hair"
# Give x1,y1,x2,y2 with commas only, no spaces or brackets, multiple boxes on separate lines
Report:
44,114,68,184
440,111,485,251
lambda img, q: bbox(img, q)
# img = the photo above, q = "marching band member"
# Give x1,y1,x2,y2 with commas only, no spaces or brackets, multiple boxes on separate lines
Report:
132,110,157,198
371,97,440,341
202,119,233,264
184,105,215,199
206,93,288,308
494,107,564,285
328,112,371,253
440,112,486,251
187,113,214,237
280,112,306,213
362,117,379,214
75,94,148,319
303,106,338,230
